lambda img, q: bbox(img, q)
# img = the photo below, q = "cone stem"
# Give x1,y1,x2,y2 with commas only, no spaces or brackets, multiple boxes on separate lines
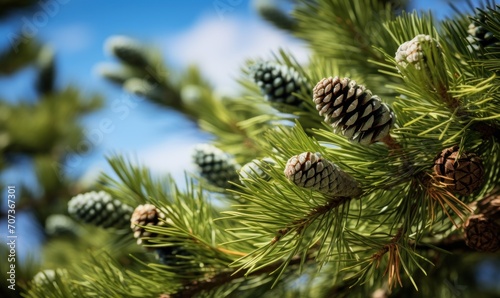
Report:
380,134,401,150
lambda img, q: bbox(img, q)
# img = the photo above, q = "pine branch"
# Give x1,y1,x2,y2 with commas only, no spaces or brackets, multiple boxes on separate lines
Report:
271,196,351,244
170,250,316,298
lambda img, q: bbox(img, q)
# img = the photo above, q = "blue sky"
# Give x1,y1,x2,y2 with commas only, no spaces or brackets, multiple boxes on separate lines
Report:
0,0,487,261
0,0,475,184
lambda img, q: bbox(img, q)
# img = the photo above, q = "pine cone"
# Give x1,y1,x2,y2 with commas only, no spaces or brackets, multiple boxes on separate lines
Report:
253,0,297,31
193,144,241,189
130,204,166,245
284,152,362,197
476,187,500,224
464,214,500,252
395,34,441,71
45,214,80,237
239,158,275,185
251,61,308,106
433,146,484,196
313,77,394,145
105,35,150,68
467,11,499,50
68,191,133,229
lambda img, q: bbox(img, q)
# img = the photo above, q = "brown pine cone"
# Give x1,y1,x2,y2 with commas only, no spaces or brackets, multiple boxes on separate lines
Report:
476,187,500,224
464,214,500,252
284,152,362,197
313,76,394,145
433,146,484,195
130,204,166,245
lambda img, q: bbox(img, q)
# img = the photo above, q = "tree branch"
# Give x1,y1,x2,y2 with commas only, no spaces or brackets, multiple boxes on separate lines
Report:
272,196,351,244
168,197,352,298
170,253,313,298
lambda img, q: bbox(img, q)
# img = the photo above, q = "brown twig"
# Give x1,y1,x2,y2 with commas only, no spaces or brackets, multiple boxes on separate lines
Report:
271,196,351,244
381,134,402,151
371,227,405,289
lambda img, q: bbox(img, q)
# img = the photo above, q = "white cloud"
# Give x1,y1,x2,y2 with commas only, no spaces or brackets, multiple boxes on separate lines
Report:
83,16,310,185
137,138,199,181
161,15,310,95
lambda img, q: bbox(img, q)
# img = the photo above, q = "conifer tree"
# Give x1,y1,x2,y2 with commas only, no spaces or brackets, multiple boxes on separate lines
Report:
21,0,500,297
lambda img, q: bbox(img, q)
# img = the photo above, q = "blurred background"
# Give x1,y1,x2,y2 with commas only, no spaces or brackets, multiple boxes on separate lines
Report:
0,0,492,292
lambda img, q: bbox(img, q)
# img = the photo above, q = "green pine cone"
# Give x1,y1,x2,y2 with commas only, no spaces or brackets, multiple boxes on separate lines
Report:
68,191,133,229
239,158,275,185
253,0,297,31
250,61,308,106
105,35,150,68
467,10,500,50
45,214,80,237
193,144,241,189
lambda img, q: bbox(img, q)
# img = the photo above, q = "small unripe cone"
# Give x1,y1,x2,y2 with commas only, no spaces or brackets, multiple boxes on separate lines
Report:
433,146,484,195
105,35,150,68
464,214,500,252
68,191,133,229
239,158,275,185
313,76,394,145
395,34,441,70
193,144,241,189
467,10,500,50
253,0,297,31
284,152,362,197
251,61,308,106
45,214,80,237
130,204,166,245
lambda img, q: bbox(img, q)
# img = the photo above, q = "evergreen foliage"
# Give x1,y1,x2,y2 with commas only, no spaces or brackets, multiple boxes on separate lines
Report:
12,0,500,297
